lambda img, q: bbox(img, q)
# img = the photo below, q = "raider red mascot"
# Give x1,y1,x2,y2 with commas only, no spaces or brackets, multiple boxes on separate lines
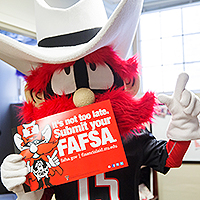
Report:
1,0,200,200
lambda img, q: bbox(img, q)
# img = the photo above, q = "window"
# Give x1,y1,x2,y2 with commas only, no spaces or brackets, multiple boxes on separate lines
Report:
139,2,200,93
0,30,37,102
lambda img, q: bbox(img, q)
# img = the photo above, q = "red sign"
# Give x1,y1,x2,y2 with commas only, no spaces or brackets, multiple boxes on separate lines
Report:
14,100,128,192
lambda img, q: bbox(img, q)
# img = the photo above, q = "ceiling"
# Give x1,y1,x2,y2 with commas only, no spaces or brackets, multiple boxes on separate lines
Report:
0,0,200,38
143,0,200,11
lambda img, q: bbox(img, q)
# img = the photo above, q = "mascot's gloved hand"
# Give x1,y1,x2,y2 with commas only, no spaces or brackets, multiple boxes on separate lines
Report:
1,154,44,200
158,72,200,141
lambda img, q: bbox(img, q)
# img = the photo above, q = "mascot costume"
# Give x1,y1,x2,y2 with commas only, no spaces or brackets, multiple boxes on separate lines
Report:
1,0,200,199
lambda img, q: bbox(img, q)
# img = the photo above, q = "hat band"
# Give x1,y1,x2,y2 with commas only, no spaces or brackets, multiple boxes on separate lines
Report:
38,27,101,47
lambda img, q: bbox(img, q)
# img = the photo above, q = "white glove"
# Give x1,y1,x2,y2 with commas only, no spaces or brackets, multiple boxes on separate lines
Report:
1,154,44,200
47,150,60,168
158,72,200,141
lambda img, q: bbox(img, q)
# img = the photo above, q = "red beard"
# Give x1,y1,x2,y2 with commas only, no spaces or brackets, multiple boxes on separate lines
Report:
18,89,156,138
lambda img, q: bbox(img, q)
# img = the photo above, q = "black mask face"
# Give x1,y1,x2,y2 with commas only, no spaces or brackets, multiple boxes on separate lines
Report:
45,58,124,99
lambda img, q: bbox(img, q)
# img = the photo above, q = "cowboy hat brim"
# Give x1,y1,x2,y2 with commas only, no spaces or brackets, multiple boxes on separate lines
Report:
0,0,144,75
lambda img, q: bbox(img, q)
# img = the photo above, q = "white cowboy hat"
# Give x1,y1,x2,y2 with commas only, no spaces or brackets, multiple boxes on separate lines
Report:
0,0,143,75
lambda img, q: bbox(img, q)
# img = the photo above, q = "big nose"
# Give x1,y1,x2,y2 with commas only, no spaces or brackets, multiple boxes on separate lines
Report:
30,143,38,153
73,88,95,107
73,58,95,107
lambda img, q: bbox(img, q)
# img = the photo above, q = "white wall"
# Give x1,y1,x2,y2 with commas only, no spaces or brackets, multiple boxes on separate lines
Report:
157,164,200,200
0,0,35,37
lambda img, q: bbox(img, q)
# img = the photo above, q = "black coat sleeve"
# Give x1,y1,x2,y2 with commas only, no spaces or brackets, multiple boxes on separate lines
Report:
141,129,170,174
124,128,170,174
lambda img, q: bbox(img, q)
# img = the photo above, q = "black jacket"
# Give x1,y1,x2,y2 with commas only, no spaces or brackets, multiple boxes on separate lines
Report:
51,128,169,200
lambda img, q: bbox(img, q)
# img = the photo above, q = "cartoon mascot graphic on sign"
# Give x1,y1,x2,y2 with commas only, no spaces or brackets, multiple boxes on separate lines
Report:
14,121,63,191
1,0,200,200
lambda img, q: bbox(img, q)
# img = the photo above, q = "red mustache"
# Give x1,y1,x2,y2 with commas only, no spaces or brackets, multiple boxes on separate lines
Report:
19,89,156,137
96,89,156,137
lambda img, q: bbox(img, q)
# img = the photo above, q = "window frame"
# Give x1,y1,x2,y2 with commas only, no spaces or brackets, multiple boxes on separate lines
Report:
137,1,200,95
